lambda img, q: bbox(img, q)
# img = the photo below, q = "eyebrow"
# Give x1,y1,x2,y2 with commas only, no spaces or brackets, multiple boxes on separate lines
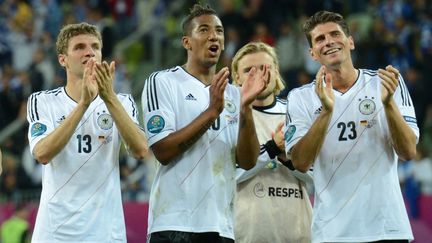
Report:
73,42,100,48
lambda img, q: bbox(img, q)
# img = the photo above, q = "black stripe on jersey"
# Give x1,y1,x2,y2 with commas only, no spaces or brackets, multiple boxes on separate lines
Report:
258,110,285,115
45,87,62,94
399,78,411,107
398,79,407,106
286,93,293,123
33,92,41,121
276,97,287,104
170,67,179,72
260,144,266,155
127,94,137,117
152,73,159,110
28,94,35,122
146,72,160,112
54,89,62,96
362,69,377,76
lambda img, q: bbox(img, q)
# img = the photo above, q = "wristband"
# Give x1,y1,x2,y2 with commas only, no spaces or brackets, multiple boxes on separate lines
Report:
264,139,282,159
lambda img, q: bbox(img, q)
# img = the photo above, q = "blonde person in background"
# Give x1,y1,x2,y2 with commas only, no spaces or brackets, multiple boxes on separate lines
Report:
232,42,312,243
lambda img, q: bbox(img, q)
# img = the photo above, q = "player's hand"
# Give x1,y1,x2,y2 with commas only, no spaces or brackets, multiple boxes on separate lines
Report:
81,58,98,106
272,122,285,151
208,67,229,116
379,65,399,106
95,61,116,100
241,65,269,107
315,65,334,113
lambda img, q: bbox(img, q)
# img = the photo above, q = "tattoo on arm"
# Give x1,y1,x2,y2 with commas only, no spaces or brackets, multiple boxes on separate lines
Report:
178,120,214,151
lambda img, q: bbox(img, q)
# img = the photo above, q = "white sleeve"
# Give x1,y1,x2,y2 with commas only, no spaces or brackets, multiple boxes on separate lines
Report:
27,92,53,155
284,89,314,155
141,71,176,146
118,93,140,125
393,75,420,142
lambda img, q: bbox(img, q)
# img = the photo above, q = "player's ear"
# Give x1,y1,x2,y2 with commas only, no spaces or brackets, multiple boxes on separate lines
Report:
309,48,318,61
348,36,355,50
182,36,191,51
58,54,66,68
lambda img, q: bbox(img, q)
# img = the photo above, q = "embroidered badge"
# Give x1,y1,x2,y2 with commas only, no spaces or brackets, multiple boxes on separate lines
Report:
284,125,296,142
225,100,236,113
31,122,47,137
147,115,165,134
97,113,113,130
359,97,376,115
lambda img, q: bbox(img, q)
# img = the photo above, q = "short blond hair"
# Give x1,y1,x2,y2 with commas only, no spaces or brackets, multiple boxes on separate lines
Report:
56,22,102,55
231,42,285,95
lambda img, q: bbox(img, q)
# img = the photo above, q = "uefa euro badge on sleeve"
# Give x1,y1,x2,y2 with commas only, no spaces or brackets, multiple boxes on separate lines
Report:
285,125,296,142
31,122,47,137
147,115,165,134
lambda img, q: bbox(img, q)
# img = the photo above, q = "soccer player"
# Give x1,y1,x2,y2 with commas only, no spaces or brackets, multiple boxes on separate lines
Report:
26,22,148,242
141,4,268,243
285,11,419,243
232,42,313,243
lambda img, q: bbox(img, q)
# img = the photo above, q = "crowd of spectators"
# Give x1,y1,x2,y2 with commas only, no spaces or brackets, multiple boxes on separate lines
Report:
0,0,431,207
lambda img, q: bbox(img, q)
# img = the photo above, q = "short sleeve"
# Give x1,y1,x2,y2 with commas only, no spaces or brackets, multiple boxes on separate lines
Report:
27,92,53,155
141,71,176,146
393,75,420,142
118,93,140,125
284,89,315,154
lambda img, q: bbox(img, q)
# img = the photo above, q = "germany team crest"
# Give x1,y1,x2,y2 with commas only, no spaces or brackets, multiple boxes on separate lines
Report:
359,97,376,115
97,112,113,130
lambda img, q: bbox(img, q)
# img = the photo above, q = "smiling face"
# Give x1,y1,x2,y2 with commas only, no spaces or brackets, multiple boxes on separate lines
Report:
182,14,224,68
309,22,354,68
58,34,102,79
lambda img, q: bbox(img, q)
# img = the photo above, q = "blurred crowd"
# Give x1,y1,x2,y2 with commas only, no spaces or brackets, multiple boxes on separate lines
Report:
0,0,431,208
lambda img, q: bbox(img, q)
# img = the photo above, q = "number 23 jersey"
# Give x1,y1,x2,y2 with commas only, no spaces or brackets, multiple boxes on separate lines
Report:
285,69,419,242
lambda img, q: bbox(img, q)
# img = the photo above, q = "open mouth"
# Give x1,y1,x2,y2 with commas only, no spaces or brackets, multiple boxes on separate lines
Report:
208,45,219,55
324,48,341,55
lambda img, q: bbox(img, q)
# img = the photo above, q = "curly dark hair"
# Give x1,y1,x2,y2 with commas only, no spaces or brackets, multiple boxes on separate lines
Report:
181,4,217,36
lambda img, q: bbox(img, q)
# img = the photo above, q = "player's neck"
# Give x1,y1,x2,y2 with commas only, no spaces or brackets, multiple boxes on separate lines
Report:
253,94,275,107
65,76,84,102
328,65,358,93
183,62,216,86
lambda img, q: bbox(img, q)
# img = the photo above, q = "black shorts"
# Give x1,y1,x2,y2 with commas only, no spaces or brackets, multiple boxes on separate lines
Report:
147,231,234,243
370,240,409,243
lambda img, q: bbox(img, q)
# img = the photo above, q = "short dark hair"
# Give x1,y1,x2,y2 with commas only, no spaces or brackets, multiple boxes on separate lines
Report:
181,4,217,36
302,11,350,47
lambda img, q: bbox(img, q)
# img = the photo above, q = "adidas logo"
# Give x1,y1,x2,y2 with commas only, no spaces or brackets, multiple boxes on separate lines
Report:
314,106,322,114
185,93,196,100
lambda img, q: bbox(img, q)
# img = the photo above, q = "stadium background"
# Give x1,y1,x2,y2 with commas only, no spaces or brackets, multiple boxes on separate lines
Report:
0,0,431,242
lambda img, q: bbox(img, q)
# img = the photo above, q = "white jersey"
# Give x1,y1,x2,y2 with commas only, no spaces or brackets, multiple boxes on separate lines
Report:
235,97,312,243
285,69,419,243
141,66,241,239
27,87,138,243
